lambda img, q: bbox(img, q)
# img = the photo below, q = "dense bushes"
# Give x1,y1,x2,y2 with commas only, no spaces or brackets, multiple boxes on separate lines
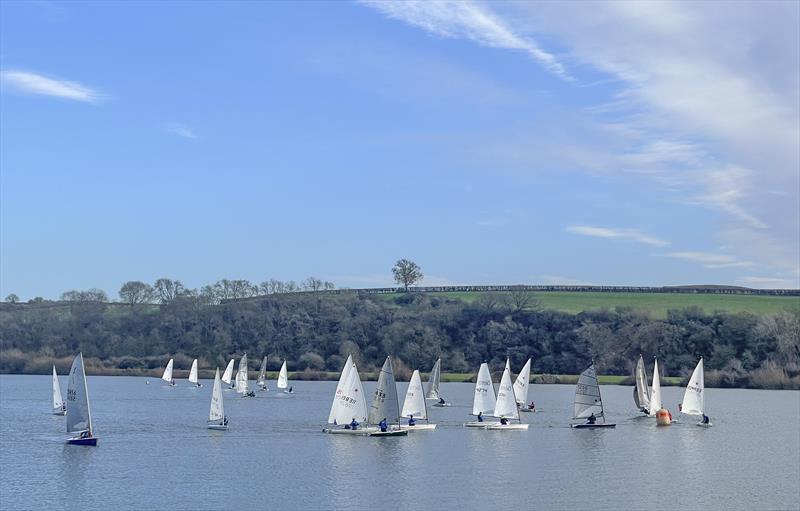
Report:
0,292,798,388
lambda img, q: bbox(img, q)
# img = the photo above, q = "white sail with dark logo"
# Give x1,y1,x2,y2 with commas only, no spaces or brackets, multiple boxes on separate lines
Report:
513,358,531,407
401,370,427,420
328,355,354,423
66,353,92,435
472,363,496,416
328,357,368,426
368,356,401,425
208,368,227,429
573,364,603,420
634,355,651,413
494,366,519,420
681,358,705,416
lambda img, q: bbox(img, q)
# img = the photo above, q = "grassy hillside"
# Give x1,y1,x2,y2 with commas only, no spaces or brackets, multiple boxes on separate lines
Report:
385,291,800,317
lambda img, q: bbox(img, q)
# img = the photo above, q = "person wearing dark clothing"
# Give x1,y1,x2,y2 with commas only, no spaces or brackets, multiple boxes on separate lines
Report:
439,398,446,405
587,413,596,425
477,412,484,422
408,415,416,426
702,414,710,424
379,418,388,432
349,418,359,430
528,402,535,411
500,416,508,425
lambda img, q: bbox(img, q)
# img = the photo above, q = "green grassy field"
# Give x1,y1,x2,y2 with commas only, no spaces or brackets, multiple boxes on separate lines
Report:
382,291,799,318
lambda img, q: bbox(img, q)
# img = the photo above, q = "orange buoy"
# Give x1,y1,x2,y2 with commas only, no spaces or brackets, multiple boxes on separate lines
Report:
656,408,672,426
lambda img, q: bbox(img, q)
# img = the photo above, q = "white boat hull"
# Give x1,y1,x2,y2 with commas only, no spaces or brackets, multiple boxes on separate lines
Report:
207,424,228,430
697,421,713,428
464,421,493,428
53,409,66,416
396,423,437,431
486,423,529,430
323,427,377,435
519,408,535,413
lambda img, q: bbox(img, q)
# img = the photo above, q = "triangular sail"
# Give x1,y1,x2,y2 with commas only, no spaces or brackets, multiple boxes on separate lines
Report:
681,358,705,416
425,358,442,400
209,368,225,422
189,359,199,384
368,356,401,425
161,359,174,383
52,365,64,412
328,358,368,425
472,363,497,415
401,369,427,419
649,359,662,416
277,361,289,389
257,356,268,387
66,353,92,434
513,358,531,407
235,354,249,393
222,359,235,384
504,358,511,374
634,355,651,412
573,364,604,420
494,366,520,420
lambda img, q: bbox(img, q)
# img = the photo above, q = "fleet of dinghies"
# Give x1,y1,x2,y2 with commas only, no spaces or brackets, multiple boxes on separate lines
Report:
52,351,714,447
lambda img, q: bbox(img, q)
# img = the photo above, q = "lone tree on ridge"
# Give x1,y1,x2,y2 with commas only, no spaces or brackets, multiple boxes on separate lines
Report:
392,259,423,291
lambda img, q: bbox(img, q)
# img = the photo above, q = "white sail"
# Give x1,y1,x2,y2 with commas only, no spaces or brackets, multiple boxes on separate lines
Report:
222,359,235,384
257,356,268,388
681,358,705,416
649,359,662,416
573,364,604,420
401,369,427,419
634,355,651,412
328,355,354,423
235,354,249,393
472,363,497,416
53,365,65,413
161,358,174,383
513,358,532,406
277,360,289,389
209,368,225,422
189,359,199,384
494,366,520,420
66,353,92,434
425,358,442,400
504,357,511,374
368,356,401,425
328,358,368,425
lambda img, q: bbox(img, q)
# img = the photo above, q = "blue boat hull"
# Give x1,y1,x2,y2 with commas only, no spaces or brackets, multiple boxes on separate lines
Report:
67,437,98,446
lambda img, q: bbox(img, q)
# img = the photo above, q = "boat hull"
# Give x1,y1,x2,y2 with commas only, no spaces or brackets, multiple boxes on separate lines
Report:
463,421,491,428
67,437,98,446
369,430,408,437
396,423,437,431
486,423,529,430
207,424,229,431
570,423,616,429
431,403,450,407
697,421,713,428
519,408,535,413
53,410,66,416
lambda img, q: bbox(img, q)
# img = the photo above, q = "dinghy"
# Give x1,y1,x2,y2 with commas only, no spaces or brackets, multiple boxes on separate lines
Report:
52,365,66,415
236,354,255,397
397,369,436,431
257,356,268,391
425,358,449,407
323,355,374,435
487,365,528,430
464,362,497,427
207,368,228,430
633,354,651,415
649,358,664,420
514,358,534,413
277,360,291,393
188,359,202,387
66,353,97,445
681,358,711,427
161,358,176,386
222,359,235,389
367,356,408,436
570,363,615,429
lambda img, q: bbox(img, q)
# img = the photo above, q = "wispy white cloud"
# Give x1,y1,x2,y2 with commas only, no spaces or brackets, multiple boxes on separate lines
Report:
359,0,569,79
567,225,670,247
736,276,798,289
540,275,595,286
664,251,758,270
165,123,198,139
1,70,105,103
476,218,510,227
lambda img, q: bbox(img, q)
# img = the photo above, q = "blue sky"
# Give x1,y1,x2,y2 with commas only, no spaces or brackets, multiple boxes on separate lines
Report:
1,0,798,300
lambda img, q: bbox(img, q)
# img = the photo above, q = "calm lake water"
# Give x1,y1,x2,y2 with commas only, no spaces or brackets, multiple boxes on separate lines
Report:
1,375,798,510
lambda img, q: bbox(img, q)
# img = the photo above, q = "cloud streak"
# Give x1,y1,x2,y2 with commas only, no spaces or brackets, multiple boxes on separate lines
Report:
1,70,105,103
165,123,198,139
567,225,670,247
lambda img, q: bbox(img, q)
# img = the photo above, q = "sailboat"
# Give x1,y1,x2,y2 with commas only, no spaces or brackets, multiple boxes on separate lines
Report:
188,359,202,387
257,356,268,391
681,358,711,427
425,358,449,407
52,365,66,415
236,354,255,397
570,363,615,428
398,369,436,431
323,355,374,435
161,358,176,386
277,360,291,393
649,358,663,417
367,356,408,436
633,354,651,415
207,368,228,430
487,364,529,430
222,359,235,389
515,358,534,413
66,353,97,445
464,362,497,427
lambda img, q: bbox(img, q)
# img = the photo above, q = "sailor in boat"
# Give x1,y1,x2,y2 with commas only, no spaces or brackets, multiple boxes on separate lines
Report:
348,418,359,430
288,386,293,393
586,413,597,425
79,431,92,440
477,411,484,423
379,418,388,433
701,413,710,425
500,416,508,425
223,416,229,427
408,414,416,427
438,397,446,406
60,403,67,414
528,401,535,412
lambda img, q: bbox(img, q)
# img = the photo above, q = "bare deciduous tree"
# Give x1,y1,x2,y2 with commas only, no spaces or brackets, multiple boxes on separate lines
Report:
392,259,423,291
4,293,19,303
119,281,155,305
154,278,186,304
